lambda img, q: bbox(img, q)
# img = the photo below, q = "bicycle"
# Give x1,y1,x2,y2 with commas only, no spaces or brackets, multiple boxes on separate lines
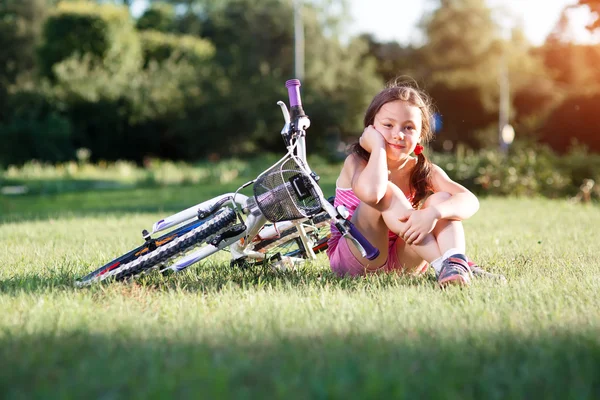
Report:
76,79,379,287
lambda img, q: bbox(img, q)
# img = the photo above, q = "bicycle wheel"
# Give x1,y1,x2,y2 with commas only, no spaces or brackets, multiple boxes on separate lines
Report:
76,207,237,286
252,211,331,259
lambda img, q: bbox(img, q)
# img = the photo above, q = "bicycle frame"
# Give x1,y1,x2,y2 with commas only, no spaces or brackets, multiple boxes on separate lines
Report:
151,150,328,273
142,79,378,275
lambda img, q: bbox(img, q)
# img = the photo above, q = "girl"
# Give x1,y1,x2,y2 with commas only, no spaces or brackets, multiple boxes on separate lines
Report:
326,81,504,286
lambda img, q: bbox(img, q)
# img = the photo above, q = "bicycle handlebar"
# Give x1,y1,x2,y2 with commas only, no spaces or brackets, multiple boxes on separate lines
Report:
285,79,307,121
285,79,302,107
284,79,378,261
346,221,380,261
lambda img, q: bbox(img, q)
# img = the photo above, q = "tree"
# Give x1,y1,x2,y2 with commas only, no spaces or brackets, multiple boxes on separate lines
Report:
534,2,600,155
418,0,549,148
0,0,49,119
143,0,381,155
136,2,176,32
538,93,600,154
359,34,421,84
538,4,600,103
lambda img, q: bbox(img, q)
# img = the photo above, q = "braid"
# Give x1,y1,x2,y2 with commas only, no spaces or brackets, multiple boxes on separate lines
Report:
409,153,434,208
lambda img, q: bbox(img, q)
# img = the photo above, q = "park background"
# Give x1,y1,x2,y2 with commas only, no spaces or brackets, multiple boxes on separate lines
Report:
1,0,600,195
1,0,600,398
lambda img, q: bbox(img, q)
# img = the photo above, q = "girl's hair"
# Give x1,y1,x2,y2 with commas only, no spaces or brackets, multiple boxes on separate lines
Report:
348,78,436,208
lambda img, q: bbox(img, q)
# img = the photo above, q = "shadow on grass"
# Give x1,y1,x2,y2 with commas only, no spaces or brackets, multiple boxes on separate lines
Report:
152,262,441,293
1,327,598,398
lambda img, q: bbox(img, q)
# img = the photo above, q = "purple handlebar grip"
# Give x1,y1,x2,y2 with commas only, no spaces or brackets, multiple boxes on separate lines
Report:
348,222,380,261
285,79,302,107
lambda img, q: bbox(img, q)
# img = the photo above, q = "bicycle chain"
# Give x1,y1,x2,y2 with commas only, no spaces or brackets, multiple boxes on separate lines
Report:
76,208,237,287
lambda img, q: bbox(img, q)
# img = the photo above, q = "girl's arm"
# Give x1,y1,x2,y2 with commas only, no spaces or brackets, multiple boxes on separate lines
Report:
350,126,389,205
427,164,480,221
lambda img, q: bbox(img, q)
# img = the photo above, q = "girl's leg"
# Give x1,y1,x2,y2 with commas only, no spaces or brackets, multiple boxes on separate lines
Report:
421,193,506,282
425,192,466,255
391,192,467,273
347,182,443,268
345,201,394,269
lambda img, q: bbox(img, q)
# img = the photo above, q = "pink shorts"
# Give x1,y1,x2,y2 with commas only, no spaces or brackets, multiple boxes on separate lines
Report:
327,235,428,277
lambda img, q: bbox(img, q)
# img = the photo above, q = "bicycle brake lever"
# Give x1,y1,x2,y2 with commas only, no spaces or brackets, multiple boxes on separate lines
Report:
277,101,291,125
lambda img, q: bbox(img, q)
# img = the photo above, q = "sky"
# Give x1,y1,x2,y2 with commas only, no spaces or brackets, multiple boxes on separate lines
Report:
348,0,599,45
131,0,600,46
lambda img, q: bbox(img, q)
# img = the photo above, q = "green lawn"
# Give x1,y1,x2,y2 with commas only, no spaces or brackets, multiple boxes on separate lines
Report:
1,183,599,399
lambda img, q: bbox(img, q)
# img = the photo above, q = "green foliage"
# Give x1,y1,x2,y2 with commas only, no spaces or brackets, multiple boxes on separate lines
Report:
139,29,214,66
188,0,381,154
419,0,506,97
1,157,252,194
430,141,600,198
418,0,552,148
4,144,600,200
0,153,331,195
0,0,47,76
0,80,74,166
31,2,213,162
359,34,421,84
127,32,215,159
418,0,502,147
136,1,176,32
0,0,49,115
37,1,142,80
0,111,73,167
559,142,600,187
303,27,381,136
4,0,600,165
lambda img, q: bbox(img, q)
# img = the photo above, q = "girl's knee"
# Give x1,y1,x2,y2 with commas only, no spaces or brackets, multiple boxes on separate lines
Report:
423,191,452,208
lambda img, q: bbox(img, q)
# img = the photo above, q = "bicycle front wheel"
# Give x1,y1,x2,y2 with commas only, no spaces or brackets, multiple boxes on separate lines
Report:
76,207,237,286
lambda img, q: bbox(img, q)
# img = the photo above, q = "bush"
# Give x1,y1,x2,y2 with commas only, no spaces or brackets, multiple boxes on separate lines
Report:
430,142,575,198
38,1,142,81
136,2,176,32
139,29,214,67
0,84,73,165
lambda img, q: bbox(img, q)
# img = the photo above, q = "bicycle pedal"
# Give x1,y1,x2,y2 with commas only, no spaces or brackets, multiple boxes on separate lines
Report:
267,253,282,263
230,257,254,269
141,229,157,251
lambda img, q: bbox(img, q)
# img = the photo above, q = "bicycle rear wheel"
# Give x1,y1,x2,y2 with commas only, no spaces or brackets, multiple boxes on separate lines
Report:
76,208,237,286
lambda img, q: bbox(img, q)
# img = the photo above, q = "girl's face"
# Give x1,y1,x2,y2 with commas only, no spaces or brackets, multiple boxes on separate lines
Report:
373,100,422,161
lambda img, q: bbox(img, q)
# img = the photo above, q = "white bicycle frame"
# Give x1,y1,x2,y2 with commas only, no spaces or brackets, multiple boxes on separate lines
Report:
148,100,342,274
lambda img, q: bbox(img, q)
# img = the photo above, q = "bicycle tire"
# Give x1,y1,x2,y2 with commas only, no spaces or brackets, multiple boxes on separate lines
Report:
77,218,207,284
76,207,237,286
252,211,331,258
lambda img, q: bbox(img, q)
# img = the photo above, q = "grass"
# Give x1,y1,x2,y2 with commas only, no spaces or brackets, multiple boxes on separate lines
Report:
1,178,599,398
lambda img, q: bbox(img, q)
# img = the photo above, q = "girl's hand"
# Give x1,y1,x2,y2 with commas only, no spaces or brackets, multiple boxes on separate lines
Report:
398,208,439,245
359,125,386,154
